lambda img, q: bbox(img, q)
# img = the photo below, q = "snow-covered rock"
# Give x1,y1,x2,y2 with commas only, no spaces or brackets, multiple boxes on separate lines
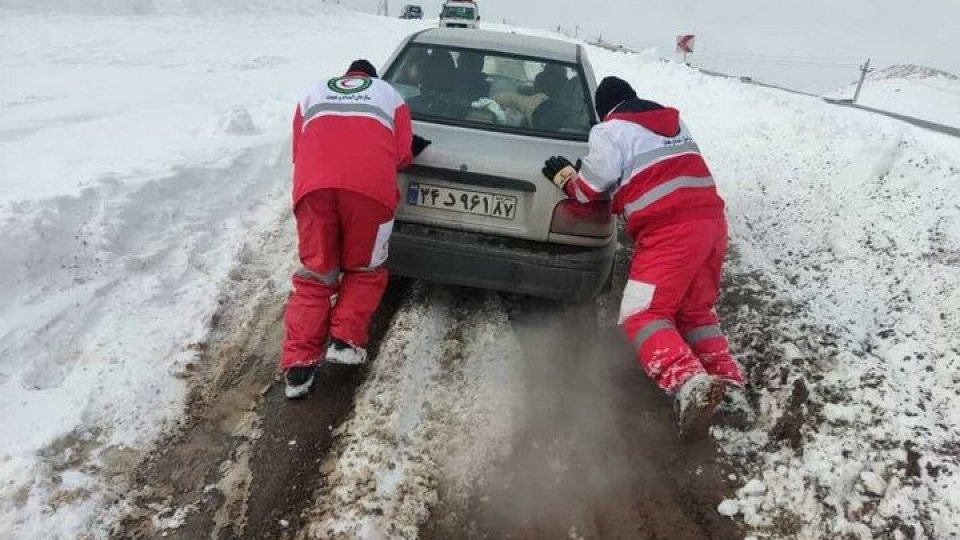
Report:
739,479,767,497
717,499,740,517
859,471,887,497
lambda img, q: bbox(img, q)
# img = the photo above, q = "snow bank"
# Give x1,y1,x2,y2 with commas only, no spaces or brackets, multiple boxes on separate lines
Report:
587,48,960,539
0,8,427,539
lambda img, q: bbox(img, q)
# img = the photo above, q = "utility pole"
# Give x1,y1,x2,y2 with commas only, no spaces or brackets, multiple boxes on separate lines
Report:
377,0,389,16
853,58,872,104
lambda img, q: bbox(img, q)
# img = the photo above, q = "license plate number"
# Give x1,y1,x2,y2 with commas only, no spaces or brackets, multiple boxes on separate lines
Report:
407,183,517,220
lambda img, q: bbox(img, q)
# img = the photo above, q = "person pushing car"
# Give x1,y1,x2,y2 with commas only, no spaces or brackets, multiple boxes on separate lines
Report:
542,76,745,439
283,59,430,399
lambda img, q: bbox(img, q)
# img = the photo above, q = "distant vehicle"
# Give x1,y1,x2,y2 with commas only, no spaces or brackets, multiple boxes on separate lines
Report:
439,0,479,29
381,29,613,301
400,5,422,19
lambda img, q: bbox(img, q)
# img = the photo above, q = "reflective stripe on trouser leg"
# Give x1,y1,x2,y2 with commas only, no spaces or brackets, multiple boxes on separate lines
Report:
628,318,706,392
295,266,340,285
684,324,724,345
682,322,730,356
683,325,744,386
632,320,675,351
685,325,744,386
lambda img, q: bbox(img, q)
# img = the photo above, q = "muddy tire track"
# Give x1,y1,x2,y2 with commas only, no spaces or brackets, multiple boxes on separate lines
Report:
107,213,410,540
242,280,409,540
111,280,408,540
419,292,742,540
298,286,522,540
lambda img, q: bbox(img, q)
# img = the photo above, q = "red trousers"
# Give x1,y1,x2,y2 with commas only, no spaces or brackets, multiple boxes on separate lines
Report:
281,189,394,369
620,218,744,392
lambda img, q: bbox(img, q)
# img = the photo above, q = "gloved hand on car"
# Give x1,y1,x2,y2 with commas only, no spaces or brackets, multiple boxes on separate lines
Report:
542,156,581,189
412,134,432,157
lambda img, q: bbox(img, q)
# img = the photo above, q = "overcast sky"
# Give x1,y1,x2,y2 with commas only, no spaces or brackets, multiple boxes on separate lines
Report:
353,0,960,93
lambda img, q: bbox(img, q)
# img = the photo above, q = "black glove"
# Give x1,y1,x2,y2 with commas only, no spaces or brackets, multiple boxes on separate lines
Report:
412,134,432,157
541,156,579,189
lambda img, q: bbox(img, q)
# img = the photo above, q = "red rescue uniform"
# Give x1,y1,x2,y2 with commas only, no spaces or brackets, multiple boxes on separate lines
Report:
564,98,744,391
282,73,413,369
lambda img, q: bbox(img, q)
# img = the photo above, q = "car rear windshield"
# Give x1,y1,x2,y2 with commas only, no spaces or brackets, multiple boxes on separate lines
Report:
385,44,594,141
441,6,476,19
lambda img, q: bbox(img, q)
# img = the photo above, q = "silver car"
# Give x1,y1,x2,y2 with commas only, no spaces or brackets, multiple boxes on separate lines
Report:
382,29,615,301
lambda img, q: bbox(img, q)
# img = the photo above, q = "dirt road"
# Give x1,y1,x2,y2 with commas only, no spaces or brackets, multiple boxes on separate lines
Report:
109,239,742,540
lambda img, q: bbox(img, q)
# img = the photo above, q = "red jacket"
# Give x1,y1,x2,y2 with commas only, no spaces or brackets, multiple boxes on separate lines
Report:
293,72,413,211
563,99,724,237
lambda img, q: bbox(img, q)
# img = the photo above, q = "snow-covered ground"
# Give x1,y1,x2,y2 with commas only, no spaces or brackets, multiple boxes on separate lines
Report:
0,6,427,538
825,64,960,128
586,52,960,538
2,4,959,540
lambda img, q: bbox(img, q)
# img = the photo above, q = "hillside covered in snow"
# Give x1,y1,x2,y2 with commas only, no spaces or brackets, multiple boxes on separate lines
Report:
826,63,960,128
1,3,959,540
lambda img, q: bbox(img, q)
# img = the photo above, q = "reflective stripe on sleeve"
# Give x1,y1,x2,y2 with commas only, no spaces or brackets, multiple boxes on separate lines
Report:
623,176,716,217
303,102,395,131
633,320,675,351
571,181,591,203
685,325,724,344
578,161,611,191
295,267,340,285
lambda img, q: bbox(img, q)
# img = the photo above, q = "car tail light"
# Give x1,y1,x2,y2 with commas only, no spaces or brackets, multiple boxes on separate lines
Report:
549,199,614,238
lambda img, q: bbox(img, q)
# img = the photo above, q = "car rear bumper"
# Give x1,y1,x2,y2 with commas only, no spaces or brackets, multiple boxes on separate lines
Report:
387,222,616,301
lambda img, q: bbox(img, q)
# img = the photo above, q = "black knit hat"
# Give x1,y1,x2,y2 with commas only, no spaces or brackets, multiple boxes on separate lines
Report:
347,59,378,78
595,76,637,119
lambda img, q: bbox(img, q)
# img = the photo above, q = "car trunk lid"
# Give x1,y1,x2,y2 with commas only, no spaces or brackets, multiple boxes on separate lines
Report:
397,120,589,243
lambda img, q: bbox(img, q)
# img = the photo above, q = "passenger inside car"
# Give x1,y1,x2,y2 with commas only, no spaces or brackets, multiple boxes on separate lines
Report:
492,64,567,126
532,74,591,131
453,51,490,103
393,47,430,87
386,44,593,136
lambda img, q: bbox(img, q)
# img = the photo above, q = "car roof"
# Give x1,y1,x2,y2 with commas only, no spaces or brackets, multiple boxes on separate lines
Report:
411,28,580,63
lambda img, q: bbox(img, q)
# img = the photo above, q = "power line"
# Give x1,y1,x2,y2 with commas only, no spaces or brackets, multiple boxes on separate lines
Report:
697,50,864,62
898,77,960,97
695,56,860,69
694,52,860,68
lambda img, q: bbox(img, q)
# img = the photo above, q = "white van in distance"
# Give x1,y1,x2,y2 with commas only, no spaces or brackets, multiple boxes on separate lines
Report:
439,0,479,29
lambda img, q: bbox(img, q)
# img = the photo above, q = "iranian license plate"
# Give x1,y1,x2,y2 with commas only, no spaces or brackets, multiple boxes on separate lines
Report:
407,182,517,220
